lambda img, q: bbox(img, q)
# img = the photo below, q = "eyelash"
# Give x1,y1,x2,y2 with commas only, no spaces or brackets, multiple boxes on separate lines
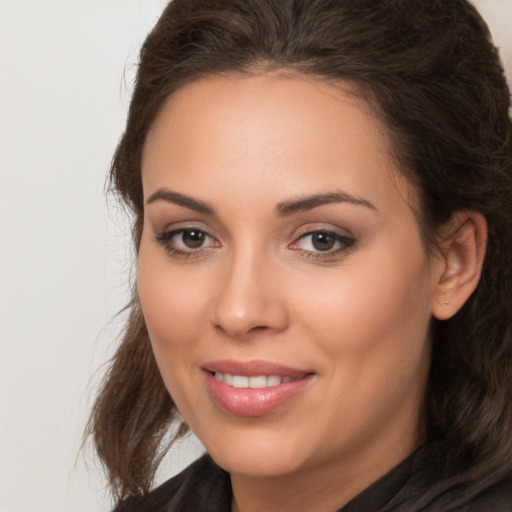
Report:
290,230,356,261
155,228,219,259
154,228,356,261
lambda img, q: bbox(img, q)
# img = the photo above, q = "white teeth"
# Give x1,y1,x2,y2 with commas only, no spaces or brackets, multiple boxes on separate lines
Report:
214,373,289,388
248,376,267,389
266,375,282,387
232,375,249,388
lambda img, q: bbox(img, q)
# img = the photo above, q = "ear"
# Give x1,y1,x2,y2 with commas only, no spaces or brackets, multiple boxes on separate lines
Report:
431,210,487,320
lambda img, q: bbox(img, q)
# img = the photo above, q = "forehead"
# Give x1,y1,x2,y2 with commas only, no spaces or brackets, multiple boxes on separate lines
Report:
142,74,416,216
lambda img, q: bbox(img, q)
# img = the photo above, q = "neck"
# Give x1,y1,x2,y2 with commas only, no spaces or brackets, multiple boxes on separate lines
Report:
230,433,422,512
231,466,364,512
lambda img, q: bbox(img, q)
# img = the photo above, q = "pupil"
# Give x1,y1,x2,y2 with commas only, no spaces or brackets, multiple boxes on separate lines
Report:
312,233,334,251
183,230,205,248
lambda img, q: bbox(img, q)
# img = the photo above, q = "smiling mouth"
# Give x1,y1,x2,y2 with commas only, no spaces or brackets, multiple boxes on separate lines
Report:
205,368,315,416
212,372,303,389
202,359,315,415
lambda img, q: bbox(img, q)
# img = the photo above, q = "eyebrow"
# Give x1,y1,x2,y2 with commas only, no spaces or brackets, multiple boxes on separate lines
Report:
146,188,216,215
145,188,377,217
275,191,377,216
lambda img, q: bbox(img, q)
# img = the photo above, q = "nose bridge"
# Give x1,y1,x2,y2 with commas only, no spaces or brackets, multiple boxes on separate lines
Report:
210,242,287,337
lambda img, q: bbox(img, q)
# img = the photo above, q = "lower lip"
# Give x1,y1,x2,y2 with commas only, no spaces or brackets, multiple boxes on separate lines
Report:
205,371,314,417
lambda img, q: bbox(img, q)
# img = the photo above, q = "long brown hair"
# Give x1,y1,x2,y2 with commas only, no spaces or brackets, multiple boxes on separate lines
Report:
87,0,512,505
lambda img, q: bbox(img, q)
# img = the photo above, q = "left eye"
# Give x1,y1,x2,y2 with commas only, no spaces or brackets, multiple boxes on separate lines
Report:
155,228,218,254
175,229,210,249
293,231,354,252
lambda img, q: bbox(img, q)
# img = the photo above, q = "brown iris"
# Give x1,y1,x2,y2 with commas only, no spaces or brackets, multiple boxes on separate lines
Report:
182,230,206,248
311,232,336,251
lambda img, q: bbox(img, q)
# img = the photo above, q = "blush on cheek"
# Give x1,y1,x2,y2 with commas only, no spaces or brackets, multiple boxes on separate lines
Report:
310,262,430,358
138,263,212,368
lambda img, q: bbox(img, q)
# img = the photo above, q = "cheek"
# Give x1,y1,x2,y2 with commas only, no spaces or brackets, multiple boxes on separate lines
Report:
136,246,218,417
292,250,433,441
137,243,211,361
294,244,433,366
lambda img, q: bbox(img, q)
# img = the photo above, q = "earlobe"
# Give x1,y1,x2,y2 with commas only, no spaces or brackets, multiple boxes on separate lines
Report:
431,211,487,320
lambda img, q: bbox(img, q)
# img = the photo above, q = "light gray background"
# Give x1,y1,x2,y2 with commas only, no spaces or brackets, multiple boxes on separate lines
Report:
1,1,511,511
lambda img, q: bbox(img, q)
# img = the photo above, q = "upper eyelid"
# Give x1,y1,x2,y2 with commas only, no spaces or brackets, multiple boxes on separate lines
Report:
157,226,217,242
156,222,217,237
292,223,354,239
289,225,356,250
291,231,354,247
297,230,352,241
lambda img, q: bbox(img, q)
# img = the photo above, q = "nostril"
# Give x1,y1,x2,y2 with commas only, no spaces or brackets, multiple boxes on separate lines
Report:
249,325,269,332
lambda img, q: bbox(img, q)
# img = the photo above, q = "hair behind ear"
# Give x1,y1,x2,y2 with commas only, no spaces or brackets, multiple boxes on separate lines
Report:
427,206,512,481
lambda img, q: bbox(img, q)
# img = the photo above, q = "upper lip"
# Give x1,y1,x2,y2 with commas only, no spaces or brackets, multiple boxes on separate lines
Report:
203,359,313,378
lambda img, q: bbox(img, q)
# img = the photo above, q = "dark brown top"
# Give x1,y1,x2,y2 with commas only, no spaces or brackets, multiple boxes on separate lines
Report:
115,445,512,511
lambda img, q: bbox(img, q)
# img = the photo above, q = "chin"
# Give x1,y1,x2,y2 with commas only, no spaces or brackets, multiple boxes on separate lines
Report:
203,430,310,478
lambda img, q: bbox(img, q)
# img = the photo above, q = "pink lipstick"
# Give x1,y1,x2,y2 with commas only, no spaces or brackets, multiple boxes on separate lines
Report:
203,359,315,416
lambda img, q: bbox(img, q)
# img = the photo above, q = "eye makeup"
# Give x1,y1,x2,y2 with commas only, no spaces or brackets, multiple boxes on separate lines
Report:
154,223,357,263
155,226,220,259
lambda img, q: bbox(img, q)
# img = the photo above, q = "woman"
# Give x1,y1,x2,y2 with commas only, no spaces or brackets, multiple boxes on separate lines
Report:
88,0,512,510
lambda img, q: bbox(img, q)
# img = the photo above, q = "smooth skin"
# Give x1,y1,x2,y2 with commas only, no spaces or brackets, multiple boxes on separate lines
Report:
137,75,486,512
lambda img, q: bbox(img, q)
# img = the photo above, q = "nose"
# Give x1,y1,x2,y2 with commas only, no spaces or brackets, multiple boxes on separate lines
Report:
209,250,289,339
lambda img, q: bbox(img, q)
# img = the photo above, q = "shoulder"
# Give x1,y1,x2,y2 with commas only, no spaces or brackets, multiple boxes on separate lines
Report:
468,476,512,512
113,454,232,512
383,445,512,512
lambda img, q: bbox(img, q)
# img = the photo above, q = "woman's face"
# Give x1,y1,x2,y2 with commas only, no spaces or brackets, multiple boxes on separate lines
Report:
138,75,444,483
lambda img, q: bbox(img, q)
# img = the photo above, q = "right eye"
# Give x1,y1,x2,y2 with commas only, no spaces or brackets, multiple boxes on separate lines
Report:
155,228,220,258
